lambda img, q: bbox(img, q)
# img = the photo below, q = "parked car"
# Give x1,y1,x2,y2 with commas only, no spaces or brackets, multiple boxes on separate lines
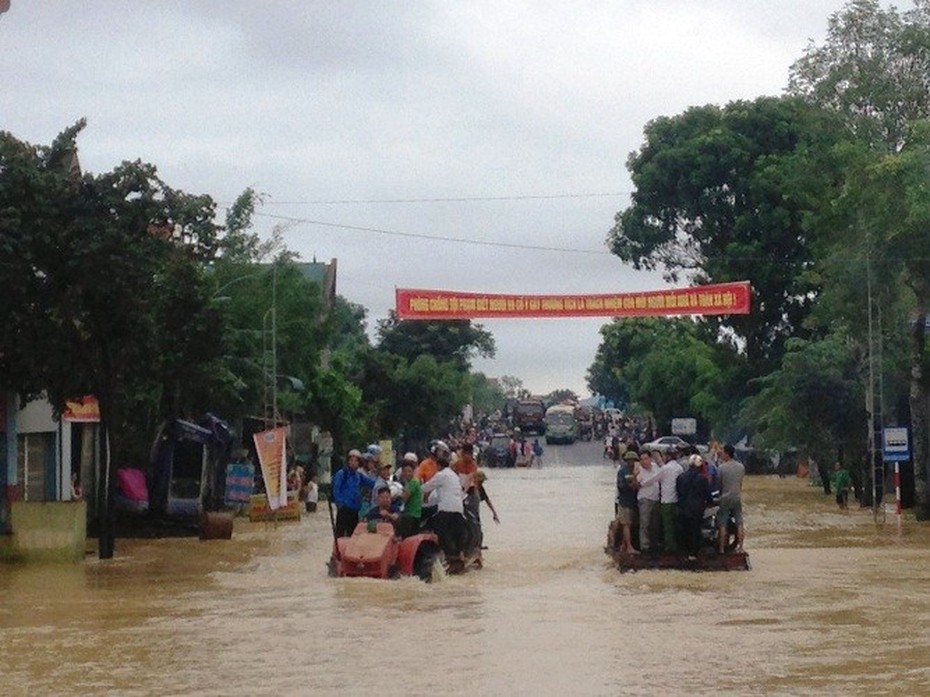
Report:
641,435,692,453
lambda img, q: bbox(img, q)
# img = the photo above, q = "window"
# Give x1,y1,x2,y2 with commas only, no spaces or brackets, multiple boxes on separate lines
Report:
16,432,54,501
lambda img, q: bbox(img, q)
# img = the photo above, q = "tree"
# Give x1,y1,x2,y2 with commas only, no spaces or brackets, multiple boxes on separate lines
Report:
833,127,930,507
586,318,735,438
469,372,507,415
789,0,930,152
499,375,529,400
789,1,930,510
743,332,867,479
0,121,225,557
586,332,631,408
545,388,579,405
607,96,847,376
376,312,495,372
386,355,469,445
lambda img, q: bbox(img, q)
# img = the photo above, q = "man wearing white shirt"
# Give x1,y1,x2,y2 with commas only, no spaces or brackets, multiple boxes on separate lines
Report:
421,441,465,560
657,448,684,554
636,450,662,553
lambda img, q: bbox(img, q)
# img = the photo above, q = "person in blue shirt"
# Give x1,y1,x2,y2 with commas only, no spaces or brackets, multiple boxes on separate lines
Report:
332,449,376,537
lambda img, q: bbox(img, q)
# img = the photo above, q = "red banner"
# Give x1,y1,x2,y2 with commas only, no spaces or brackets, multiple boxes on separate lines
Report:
395,282,751,320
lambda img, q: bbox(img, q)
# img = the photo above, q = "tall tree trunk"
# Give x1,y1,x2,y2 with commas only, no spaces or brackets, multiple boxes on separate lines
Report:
909,309,929,517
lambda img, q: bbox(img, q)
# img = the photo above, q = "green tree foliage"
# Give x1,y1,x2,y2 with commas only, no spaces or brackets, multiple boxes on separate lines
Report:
207,260,332,425
325,296,369,355
838,128,930,497
469,372,507,415
789,0,930,152
376,312,495,372
0,122,226,556
743,332,866,470
788,0,930,507
219,187,265,263
0,121,225,446
545,388,579,405
587,318,734,436
607,96,847,375
385,355,469,442
586,332,630,407
499,375,529,399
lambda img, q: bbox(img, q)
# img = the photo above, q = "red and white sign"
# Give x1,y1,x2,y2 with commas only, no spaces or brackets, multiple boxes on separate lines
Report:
396,282,751,320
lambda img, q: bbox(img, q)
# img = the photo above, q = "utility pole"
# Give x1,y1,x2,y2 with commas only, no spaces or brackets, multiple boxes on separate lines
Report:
866,249,886,521
262,265,279,428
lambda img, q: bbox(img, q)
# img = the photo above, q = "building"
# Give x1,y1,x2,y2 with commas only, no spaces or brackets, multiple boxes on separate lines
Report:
0,391,98,561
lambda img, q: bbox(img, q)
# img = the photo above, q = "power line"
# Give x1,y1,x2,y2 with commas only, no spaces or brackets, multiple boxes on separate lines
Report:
247,191,629,205
253,211,612,256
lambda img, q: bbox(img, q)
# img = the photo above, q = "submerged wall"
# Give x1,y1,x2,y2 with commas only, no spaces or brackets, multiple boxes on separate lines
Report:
2,501,86,563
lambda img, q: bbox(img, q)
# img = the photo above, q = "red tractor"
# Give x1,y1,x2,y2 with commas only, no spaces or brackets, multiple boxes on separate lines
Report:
329,522,442,581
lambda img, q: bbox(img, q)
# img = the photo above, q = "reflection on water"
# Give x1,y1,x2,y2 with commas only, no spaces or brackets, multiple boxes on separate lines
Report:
4,446,930,696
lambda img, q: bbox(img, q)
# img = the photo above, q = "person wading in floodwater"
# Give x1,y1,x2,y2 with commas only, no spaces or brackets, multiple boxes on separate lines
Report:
331,449,376,538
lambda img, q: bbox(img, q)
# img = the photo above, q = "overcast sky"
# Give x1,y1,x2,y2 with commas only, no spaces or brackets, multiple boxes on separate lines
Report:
0,1,890,397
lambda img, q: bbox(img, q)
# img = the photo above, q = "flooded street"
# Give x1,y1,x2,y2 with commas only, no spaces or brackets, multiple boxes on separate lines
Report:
4,440,930,696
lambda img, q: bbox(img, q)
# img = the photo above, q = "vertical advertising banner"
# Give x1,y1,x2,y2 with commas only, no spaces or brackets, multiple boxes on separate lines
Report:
253,427,287,510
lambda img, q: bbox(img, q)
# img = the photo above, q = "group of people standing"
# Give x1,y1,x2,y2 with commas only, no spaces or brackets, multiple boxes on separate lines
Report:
330,440,500,563
610,443,745,559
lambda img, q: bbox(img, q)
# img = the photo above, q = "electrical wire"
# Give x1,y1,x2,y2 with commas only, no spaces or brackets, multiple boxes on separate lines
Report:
252,211,613,255
243,191,629,205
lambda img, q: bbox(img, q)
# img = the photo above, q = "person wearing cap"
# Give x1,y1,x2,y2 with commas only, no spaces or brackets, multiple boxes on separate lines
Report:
396,453,423,538
331,449,377,538
610,449,640,555
370,460,394,507
421,441,465,561
360,450,376,477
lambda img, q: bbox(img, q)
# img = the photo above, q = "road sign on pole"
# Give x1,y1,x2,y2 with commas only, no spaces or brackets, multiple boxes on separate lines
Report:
882,427,910,462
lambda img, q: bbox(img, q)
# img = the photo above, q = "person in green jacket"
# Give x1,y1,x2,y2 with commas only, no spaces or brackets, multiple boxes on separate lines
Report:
397,453,423,538
831,462,852,510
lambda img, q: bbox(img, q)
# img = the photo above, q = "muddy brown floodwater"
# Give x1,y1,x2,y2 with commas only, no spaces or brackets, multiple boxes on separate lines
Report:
4,445,930,696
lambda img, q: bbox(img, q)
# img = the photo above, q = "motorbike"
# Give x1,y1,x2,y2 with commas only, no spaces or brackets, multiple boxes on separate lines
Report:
700,504,738,553
419,496,484,575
